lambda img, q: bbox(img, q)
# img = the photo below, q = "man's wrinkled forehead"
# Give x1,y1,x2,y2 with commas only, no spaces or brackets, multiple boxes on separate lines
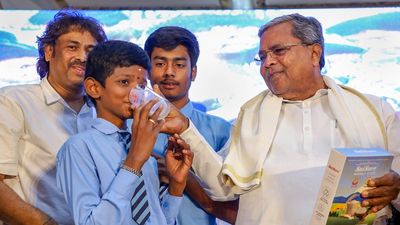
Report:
259,22,297,45
56,25,95,40
261,21,293,36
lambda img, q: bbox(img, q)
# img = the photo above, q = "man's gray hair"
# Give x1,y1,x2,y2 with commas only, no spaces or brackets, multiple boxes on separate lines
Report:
258,13,325,69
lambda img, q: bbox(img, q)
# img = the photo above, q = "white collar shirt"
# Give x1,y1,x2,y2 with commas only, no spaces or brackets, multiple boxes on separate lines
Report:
0,77,95,225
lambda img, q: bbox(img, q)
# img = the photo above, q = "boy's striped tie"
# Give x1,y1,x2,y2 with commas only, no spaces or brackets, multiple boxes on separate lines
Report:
119,131,150,225
131,177,151,225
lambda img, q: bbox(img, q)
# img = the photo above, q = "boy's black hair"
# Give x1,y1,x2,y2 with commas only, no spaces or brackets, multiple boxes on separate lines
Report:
36,9,107,79
85,40,151,104
144,26,200,68
85,40,151,86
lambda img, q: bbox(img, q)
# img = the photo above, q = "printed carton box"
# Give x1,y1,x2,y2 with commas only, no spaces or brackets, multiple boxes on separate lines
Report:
310,148,393,225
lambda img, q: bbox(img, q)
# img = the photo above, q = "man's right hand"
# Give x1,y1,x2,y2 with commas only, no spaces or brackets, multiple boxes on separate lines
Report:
152,84,189,135
162,105,189,135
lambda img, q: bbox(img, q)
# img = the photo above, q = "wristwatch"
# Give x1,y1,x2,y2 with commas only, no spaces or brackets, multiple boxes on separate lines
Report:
121,164,143,177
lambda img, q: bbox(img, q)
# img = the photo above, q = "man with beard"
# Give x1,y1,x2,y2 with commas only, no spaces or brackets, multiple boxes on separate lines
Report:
0,10,107,225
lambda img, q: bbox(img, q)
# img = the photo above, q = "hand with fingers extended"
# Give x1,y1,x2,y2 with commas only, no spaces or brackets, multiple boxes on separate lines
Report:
152,84,189,135
361,170,400,212
124,99,165,171
165,134,194,196
151,152,169,184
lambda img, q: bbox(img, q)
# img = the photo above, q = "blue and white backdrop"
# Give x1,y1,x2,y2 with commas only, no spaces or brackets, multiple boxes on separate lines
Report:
0,8,399,120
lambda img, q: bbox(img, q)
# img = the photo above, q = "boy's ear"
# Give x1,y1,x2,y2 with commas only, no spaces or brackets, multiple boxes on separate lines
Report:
84,77,102,100
191,66,197,82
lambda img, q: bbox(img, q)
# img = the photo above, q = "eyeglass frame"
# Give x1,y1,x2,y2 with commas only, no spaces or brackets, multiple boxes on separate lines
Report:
254,43,312,65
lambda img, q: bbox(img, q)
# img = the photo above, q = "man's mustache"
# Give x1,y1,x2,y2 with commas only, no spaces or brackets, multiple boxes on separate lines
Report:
68,60,85,68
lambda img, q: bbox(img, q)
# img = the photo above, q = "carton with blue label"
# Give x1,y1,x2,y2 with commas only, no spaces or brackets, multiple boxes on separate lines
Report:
310,148,393,225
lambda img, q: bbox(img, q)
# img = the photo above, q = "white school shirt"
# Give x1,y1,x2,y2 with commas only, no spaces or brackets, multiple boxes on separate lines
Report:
0,77,95,225
182,89,400,225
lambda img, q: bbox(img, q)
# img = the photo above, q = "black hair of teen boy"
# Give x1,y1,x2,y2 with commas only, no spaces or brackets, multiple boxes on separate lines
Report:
144,26,199,69
85,40,151,105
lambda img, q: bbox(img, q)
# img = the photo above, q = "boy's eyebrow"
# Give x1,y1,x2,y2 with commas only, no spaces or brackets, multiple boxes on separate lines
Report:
173,57,188,62
153,56,167,61
153,56,188,61
114,73,138,78
114,73,148,82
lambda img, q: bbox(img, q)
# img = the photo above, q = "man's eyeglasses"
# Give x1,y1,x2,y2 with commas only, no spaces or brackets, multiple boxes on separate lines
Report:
254,43,311,65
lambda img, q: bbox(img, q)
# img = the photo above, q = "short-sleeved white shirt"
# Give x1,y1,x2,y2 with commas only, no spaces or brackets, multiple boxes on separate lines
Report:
0,77,95,225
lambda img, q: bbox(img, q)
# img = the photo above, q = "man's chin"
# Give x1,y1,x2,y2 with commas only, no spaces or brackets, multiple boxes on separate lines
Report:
71,79,85,88
69,68,85,79
74,73,86,81
164,95,177,102
70,73,85,83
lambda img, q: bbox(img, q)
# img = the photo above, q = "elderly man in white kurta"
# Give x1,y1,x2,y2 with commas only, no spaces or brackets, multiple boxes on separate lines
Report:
162,13,400,225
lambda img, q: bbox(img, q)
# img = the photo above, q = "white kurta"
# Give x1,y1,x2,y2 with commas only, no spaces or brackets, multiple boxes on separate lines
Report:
181,86,400,225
